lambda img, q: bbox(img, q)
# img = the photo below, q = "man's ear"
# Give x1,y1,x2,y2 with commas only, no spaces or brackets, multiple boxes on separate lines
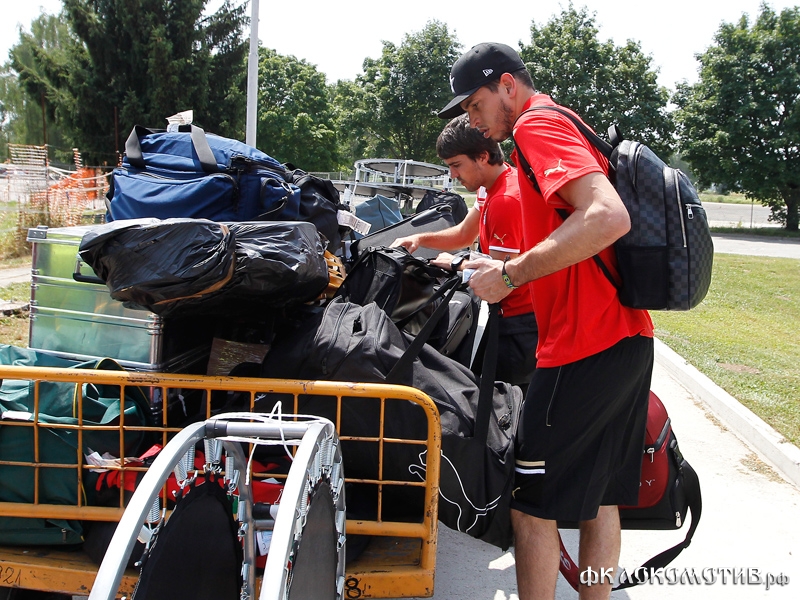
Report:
499,72,517,98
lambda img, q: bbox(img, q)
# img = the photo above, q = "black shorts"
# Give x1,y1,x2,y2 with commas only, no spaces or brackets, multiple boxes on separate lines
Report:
510,334,653,522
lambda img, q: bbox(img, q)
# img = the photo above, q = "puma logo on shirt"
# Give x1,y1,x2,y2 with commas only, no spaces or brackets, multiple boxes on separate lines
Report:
544,159,567,177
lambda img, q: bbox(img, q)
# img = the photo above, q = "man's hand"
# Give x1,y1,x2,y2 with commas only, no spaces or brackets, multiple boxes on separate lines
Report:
462,256,513,304
391,235,420,253
430,252,455,271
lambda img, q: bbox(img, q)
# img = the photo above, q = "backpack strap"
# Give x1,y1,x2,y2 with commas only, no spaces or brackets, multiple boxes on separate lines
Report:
510,109,621,291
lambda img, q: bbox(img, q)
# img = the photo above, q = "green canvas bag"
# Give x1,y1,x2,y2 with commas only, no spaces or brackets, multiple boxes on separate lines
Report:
0,345,154,545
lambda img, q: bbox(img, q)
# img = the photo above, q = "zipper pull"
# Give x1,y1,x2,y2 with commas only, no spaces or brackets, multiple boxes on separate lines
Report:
686,204,694,219
675,511,682,528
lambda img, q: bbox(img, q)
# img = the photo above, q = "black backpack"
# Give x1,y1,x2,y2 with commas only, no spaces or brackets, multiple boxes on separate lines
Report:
513,106,714,311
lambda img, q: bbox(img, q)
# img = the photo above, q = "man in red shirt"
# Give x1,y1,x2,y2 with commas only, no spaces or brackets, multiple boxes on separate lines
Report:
438,43,654,600
393,114,537,390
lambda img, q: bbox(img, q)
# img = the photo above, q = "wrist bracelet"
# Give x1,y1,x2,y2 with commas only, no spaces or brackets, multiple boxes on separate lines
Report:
502,257,518,290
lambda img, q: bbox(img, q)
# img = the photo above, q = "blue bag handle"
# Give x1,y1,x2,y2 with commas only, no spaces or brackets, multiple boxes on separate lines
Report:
125,124,219,173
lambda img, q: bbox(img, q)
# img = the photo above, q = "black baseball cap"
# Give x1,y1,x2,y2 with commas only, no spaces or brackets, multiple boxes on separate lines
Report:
438,42,525,119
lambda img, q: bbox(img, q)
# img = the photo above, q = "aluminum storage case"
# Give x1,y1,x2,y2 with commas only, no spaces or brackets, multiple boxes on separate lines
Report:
27,225,213,372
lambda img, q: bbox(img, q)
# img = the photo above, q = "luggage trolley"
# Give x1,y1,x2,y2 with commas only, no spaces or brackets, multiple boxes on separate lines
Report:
0,366,442,599
89,412,346,600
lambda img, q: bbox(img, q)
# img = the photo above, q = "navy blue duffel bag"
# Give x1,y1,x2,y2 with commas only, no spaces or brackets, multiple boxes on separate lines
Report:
106,124,301,223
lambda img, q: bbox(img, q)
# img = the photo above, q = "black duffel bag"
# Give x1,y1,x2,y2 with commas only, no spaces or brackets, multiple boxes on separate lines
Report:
261,292,522,550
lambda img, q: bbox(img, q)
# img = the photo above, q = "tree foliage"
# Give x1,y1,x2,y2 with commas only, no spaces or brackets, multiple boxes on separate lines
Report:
336,21,461,165
12,0,247,165
519,5,674,158
1,11,74,162
673,4,800,230
255,48,338,171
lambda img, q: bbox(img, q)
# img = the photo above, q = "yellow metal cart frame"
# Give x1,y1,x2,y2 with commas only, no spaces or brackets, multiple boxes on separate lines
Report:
0,365,441,599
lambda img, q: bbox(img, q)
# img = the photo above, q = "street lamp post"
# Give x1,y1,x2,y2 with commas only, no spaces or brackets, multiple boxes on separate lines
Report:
245,0,259,147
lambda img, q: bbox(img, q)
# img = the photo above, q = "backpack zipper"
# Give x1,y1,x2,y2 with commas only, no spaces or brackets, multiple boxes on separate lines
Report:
631,143,645,188
674,171,688,248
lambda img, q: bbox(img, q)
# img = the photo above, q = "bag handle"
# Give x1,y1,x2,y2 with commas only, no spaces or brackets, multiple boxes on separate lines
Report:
125,124,219,173
394,271,463,330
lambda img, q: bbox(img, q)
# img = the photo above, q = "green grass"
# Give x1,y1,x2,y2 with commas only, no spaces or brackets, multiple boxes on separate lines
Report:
0,281,31,348
652,254,800,446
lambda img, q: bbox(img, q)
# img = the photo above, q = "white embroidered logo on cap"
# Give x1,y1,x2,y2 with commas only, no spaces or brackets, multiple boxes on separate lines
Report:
482,69,494,77
450,74,456,93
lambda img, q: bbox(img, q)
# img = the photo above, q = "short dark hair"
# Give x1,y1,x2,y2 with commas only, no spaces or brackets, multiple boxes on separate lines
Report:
436,114,504,165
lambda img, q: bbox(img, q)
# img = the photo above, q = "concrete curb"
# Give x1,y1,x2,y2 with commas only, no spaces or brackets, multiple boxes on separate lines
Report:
654,337,800,489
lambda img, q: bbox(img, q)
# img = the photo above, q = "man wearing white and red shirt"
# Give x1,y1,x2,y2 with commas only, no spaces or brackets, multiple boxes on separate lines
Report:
438,43,654,600
393,113,537,390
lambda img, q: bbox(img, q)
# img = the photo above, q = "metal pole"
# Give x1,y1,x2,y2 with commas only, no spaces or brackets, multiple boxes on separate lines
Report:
245,0,259,147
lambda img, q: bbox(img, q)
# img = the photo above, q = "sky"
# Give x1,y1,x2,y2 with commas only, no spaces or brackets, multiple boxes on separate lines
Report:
1,0,797,91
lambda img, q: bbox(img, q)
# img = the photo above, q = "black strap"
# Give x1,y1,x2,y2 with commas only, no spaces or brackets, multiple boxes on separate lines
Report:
394,274,462,330
386,283,501,447
474,303,500,444
554,208,620,290
386,274,461,381
515,106,616,159
614,460,702,589
125,124,219,173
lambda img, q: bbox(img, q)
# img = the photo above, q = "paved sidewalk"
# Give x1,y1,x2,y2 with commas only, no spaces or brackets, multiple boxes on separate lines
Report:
0,266,30,287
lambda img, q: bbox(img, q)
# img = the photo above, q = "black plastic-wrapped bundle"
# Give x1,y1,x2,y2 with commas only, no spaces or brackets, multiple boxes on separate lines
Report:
79,219,329,316
79,218,235,310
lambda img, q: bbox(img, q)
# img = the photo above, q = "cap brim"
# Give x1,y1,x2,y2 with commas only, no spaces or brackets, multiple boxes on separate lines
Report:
437,86,480,119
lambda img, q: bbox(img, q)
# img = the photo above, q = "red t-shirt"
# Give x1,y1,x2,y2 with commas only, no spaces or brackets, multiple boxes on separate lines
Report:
512,94,653,367
476,164,534,318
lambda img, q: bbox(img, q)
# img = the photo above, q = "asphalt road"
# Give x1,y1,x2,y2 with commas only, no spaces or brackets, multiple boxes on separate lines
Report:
703,201,775,229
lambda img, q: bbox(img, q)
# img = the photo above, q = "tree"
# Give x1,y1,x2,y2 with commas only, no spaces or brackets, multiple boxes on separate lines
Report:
518,5,674,158
336,21,461,165
673,4,800,230
2,11,74,163
255,48,338,171
13,0,248,165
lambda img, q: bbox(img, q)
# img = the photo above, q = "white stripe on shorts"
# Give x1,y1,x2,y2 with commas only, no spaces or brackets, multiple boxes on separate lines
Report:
515,459,545,475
